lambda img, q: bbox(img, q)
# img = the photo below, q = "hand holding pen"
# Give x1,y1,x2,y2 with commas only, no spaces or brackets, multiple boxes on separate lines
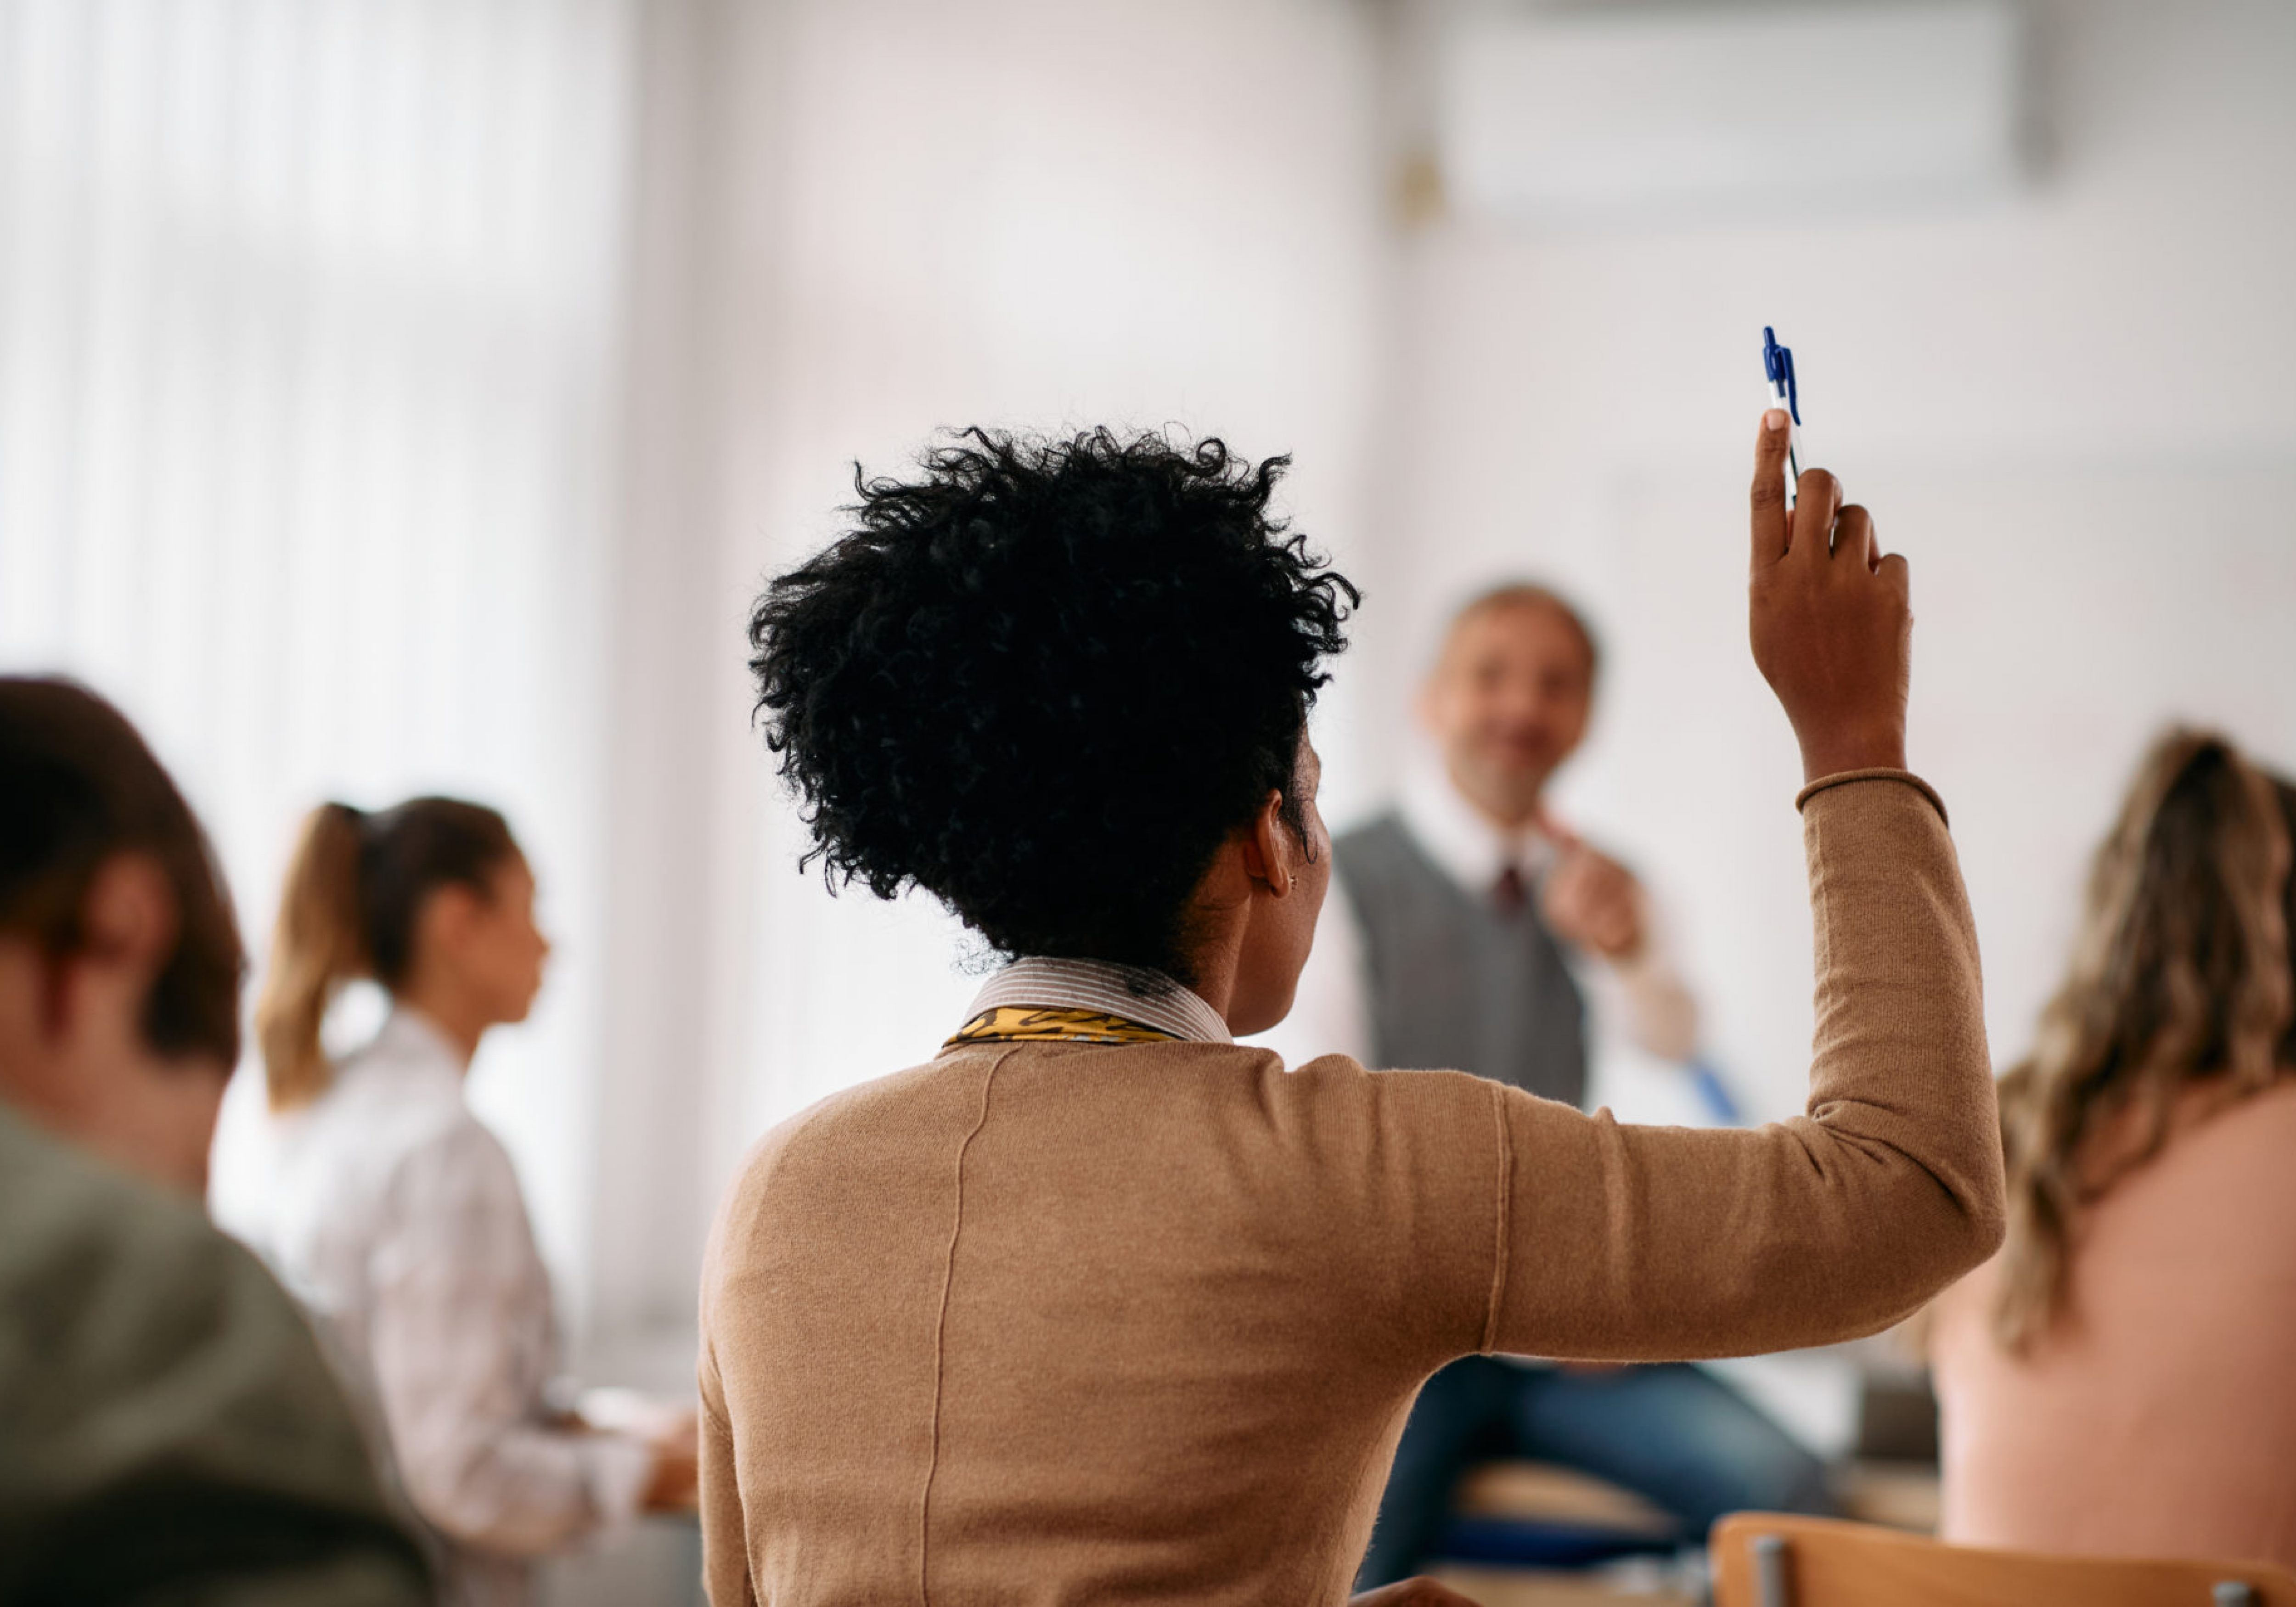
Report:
1761,325,1804,509
1747,410,1910,786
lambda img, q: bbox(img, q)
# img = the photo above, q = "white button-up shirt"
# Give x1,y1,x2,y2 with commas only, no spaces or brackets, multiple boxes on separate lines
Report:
235,1008,653,1607
961,955,1234,1044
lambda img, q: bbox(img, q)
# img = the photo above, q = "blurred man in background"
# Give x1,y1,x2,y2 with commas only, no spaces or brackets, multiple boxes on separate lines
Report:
1264,586,1834,1583
0,676,431,1605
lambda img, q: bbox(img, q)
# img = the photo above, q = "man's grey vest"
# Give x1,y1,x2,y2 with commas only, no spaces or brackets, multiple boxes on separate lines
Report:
1333,814,1589,1107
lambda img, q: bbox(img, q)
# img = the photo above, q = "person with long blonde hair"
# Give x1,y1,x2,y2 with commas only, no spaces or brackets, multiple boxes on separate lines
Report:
1931,728,2296,1568
238,796,696,1607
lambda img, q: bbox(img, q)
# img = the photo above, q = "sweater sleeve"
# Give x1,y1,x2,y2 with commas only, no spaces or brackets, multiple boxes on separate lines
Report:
697,1331,755,1606
1475,772,2005,1361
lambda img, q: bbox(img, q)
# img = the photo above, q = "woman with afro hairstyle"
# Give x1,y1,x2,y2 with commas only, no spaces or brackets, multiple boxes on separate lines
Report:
700,416,2006,1606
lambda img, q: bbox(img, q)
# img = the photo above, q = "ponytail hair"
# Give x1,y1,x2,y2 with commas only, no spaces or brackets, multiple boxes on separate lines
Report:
255,796,518,1109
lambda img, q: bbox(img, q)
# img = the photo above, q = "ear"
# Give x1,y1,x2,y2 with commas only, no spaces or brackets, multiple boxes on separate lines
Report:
421,882,487,951
78,854,180,981
1238,791,1297,899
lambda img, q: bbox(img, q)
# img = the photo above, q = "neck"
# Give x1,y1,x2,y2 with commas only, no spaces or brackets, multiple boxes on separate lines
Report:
1173,903,1250,1030
1446,762,1545,835
392,986,486,1069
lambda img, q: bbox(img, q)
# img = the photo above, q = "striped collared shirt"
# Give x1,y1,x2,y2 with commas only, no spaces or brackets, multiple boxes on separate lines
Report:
962,956,1233,1045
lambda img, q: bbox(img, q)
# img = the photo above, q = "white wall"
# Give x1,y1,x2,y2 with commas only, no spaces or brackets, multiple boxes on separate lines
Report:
0,0,642,1330
1371,0,2296,1119
687,0,1396,1196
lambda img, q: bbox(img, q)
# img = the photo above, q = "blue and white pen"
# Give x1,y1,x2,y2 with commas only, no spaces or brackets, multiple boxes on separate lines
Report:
1761,326,1802,509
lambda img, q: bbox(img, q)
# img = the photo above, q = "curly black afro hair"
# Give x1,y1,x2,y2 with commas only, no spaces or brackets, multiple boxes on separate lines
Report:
748,427,1358,987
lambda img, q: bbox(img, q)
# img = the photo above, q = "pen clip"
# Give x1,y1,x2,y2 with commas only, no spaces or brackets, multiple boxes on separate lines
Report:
1761,326,1800,426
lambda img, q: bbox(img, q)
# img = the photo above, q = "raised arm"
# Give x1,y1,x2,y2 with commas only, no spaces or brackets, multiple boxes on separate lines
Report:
1475,413,2003,1360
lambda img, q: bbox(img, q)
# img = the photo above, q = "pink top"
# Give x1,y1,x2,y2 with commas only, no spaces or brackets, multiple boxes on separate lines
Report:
1933,1077,2296,1569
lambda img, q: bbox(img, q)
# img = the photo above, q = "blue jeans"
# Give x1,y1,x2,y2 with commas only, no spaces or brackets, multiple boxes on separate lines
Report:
1356,1357,1834,1587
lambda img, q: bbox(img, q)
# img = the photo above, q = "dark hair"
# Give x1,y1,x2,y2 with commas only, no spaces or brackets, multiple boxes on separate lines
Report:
255,797,518,1108
1445,581,1601,682
1994,729,2296,1349
0,677,245,1066
748,427,1358,985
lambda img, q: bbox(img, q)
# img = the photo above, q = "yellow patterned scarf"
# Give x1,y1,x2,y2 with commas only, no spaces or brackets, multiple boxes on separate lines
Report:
944,1005,1176,1049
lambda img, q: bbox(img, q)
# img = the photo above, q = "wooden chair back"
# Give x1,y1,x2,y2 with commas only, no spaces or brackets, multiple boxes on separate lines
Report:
1711,1514,2296,1607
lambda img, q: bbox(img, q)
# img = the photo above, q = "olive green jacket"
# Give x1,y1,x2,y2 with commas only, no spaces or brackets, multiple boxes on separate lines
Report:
0,1105,433,1605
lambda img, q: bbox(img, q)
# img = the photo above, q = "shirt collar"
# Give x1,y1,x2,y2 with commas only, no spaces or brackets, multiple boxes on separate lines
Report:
1399,757,1554,894
347,1005,469,1089
962,957,1233,1045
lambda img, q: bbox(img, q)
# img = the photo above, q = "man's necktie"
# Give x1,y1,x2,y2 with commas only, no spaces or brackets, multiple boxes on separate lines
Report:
1492,864,1527,916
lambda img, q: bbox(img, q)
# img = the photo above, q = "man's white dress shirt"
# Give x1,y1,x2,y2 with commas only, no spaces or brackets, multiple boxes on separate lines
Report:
1256,763,1698,1079
236,1008,653,1607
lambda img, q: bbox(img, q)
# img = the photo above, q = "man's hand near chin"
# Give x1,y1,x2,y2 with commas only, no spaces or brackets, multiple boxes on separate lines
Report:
1352,1578,1485,1607
1538,837,1647,962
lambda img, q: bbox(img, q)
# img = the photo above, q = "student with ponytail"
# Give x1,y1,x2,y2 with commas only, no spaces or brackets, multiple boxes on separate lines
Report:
259,798,524,1107
238,796,697,1607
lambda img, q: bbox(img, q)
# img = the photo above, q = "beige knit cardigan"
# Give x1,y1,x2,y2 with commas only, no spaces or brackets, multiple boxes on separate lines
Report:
698,770,2005,1605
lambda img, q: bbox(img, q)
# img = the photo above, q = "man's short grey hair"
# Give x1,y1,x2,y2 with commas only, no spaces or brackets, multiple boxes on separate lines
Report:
1440,582,1600,681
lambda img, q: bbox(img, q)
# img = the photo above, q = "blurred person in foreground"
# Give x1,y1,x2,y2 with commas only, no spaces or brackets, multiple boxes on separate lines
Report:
225,797,698,1607
696,414,2004,1606
0,676,431,1605
1930,729,2296,1569
1261,584,1830,1584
